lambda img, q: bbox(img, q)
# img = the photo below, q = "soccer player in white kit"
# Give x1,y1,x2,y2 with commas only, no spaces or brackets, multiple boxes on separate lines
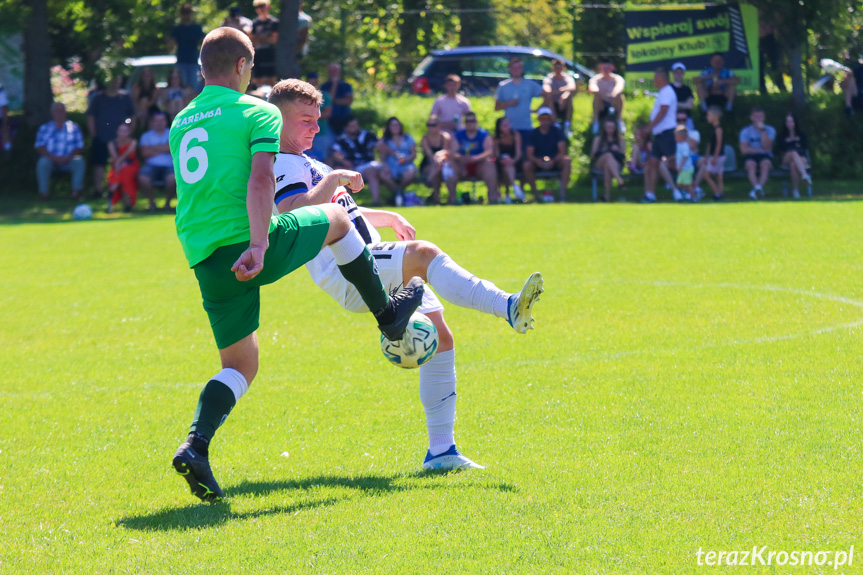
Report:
268,79,544,470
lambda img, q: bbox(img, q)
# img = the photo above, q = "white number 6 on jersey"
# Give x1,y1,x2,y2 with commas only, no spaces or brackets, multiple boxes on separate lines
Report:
179,127,209,184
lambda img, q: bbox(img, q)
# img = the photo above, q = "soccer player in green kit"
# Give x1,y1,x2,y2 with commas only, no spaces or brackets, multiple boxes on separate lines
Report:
169,27,423,502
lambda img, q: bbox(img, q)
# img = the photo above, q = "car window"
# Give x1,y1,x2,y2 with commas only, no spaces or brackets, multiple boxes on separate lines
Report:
425,57,462,78
522,55,552,81
463,54,510,80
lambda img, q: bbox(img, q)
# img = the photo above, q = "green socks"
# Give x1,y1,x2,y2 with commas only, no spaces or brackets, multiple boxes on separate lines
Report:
337,246,389,315
189,369,249,440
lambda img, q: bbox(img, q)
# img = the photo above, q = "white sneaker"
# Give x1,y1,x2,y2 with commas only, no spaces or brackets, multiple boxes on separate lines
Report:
504,195,513,204
422,445,485,470
749,189,759,200
507,272,543,334
802,174,811,184
441,162,454,182
513,183,525,201
672,188,685,202
792,189,801,199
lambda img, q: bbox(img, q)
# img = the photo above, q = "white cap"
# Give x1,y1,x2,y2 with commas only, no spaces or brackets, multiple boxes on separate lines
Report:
537,106,554,117
671,62,686,72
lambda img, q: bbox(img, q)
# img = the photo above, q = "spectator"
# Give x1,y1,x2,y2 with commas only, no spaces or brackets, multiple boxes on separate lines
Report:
106,122,139,213
694,107,726,201
297,1,312,59
447,111,497,205
163,68,192,121
839,60,863,117
676,111,701,198
671,125,694,201
321,62,354,134
87,75,136,198
169,4,205,92
629,124,651,175
739,107,775,200
306,71,319,88
524,107,570,203
694,52,740,114
641,67,677,204
0,81,10,151
588,58,626,135
222,6,253,36
131,67,160,126
543,58,576,137
34,102,85,201
138,111,177,212
495,56,544,153
777,112,812,199
590,116,626,202
376,116,417,207
431,74,472,134
419,114,452,205
670,62,694,123
493,116,525,203
329,116,384,205
251,0,279,87
307,73,334,161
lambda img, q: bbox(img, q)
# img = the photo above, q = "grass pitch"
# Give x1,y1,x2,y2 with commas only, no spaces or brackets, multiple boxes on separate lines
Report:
1,201,862,573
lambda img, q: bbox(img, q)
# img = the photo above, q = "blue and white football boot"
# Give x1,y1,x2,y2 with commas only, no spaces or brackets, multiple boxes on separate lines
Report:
507,272,544,334
422,445,485,470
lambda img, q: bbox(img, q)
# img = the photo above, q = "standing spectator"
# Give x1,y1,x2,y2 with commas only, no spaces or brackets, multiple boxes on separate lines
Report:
87,75,136,198
163,68,192,121
694,107,726,201
493,117,525,203
0,81,10,151
523,107,570,203
543,59,577,137
448,111,497,205
131,67,160,126
739,107,776,200
106,122,139,213
420,115,452,205
307,73,334,161
222,6,253,36
169,4,206,92
641,67,677,204
297,1,312,59
590,116,626,202
329,116,384,205
777,113,812,199
670,62,694,121
671,125,694,201
138,111,177,212
430,74,472,134
376,116,417,207
495,56,544,153
251,0,279,88
839,60,863,117
321,62,354,134
588,58,626,134
34,102,85,201
694,52,740,114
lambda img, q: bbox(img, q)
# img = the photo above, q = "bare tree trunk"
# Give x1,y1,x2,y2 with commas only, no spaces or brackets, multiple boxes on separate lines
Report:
276,0,300,81
398,0,424,82
24,0,52,127
788,41,806,112
458,0,496,47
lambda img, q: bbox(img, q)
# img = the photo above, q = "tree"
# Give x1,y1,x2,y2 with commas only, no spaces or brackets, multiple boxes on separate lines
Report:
23,0,52,127
276,0,300,80
458,0,496,47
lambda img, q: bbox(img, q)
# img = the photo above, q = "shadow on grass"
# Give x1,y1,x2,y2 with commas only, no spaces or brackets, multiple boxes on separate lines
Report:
118,471,515,531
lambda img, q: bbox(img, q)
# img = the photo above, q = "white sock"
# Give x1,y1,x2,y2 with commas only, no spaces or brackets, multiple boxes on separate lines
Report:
645,191,656,200
419,349,457,456
214,368,248,402
329,227,366,265
427,253,510,319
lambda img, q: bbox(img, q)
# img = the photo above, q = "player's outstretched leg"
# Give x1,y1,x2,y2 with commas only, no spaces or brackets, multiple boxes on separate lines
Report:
507,272,544,334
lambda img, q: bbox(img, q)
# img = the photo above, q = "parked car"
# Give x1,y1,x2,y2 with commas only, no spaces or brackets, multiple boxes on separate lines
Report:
124,55,198,90
409,46,592,96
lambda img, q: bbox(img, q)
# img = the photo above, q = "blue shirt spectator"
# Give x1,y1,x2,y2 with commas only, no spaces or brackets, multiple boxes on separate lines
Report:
739,123,776,157
321,62,354,134
455,127,491,157
495,57,544,133
34,103,86,199
35,116,84,157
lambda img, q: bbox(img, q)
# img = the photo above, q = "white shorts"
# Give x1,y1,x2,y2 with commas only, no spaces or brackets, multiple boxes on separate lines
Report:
324,241,444,315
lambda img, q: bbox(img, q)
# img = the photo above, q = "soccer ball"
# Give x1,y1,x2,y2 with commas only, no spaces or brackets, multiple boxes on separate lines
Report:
380,312,439,369
73,204,93,221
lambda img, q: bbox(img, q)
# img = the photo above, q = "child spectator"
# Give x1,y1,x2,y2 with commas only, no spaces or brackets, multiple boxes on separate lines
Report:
590,116,626,202
672,125,694,201
376,116,417,207
420,114,452,205
106,123,139,213
777,113,812,199
629,124,652,175
493,117,525,203
695,107,726,201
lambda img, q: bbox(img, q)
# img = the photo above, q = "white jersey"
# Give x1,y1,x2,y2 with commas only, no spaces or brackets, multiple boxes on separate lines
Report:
273,152,381,290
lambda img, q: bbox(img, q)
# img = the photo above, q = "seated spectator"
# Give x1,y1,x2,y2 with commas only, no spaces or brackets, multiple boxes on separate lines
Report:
524,107,570,203
138,111,177,212
694,107,726,201
590,116,626,202
840,60,863,117
376,116,417,206
447,111,497,205
629,124,652,174
106,122,139,213
777,112,811,199
431,74,472,134
543,59,576,137
694,52,741,114
588,58,625,134
672,125,695,201
34,102,86,201
163,68,192,121
419,114,452,205
131,67,160,127
493,117,524,203
222,5,253,36
739,107,776,200
329,116,383,205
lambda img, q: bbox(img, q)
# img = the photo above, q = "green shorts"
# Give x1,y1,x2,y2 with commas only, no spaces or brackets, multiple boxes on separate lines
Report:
193,207,330,349
676,168,694,186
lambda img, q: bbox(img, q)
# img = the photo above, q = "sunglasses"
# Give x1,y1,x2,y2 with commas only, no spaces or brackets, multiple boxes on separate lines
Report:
465,118,477,123
427,123,438,127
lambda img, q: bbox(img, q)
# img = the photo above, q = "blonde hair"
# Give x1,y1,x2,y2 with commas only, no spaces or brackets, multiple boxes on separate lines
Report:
269,78,324,108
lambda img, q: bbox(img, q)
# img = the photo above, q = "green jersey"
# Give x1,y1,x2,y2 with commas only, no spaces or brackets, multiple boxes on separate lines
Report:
170,85,282,267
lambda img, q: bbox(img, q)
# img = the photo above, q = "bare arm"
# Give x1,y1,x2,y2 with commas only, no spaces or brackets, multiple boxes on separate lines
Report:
276,170,363,213
589,137,601,159
647,105,669,132
474,135,495,162
140,142,170,160
678,96,694,111
358,207,416,241
713,127,723,161
232,151,276,281
611,74,626,97
513,132,522,163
